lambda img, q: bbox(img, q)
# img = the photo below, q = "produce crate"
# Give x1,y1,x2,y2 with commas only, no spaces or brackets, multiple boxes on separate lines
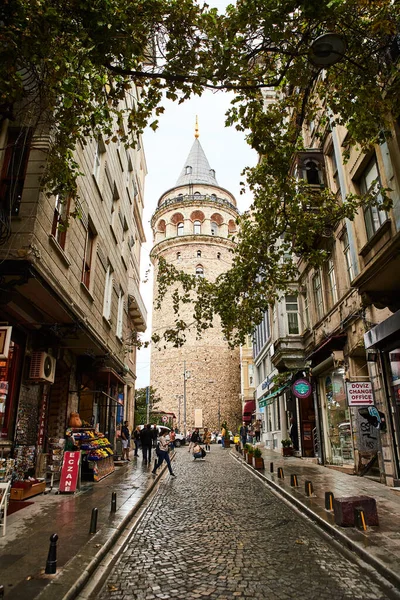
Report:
10,481,46,500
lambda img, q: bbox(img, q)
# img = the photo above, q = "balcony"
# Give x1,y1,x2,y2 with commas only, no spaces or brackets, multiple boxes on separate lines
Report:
128,281,147,332
156,194,239,214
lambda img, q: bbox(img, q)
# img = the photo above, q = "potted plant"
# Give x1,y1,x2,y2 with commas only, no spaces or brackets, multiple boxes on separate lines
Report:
243,443,250,460
253,446,264,470
281,438,294,457
247,445,254,465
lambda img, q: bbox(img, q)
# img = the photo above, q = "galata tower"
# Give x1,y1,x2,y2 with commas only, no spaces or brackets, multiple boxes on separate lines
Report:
150,124,241,433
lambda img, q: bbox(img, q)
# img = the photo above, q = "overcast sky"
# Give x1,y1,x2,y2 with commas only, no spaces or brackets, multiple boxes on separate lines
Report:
135,44,257,390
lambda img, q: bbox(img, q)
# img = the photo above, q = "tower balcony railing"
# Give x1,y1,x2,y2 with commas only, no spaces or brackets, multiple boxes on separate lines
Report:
158,194,239,214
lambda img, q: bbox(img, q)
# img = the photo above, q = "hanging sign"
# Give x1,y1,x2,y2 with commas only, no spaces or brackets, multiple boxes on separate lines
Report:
292,379,312,399
59,451,80,493
346,381,374,406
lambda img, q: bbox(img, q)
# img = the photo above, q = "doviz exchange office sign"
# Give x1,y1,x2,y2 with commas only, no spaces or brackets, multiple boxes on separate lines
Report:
346,381,374,407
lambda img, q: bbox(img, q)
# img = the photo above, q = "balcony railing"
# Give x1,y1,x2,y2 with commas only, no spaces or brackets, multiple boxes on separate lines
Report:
157,194,239,214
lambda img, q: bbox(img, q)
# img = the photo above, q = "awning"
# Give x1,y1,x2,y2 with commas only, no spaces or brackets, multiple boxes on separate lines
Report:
306,334,347,364
242,400,255,422
258,385,288,408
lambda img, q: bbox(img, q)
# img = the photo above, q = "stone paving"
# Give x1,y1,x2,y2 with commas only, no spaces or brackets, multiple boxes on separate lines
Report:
98,449,399,600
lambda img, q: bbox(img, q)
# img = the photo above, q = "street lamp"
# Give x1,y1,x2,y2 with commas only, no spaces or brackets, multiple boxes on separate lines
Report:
309,33,346,67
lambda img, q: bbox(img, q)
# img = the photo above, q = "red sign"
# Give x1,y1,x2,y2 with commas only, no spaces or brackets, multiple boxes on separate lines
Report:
59,451,80,493
37,384,50,448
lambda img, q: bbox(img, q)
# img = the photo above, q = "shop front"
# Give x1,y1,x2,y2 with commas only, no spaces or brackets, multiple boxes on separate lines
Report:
365,309,400,486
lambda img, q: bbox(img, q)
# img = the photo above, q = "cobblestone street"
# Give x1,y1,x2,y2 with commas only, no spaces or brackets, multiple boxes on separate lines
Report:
98,449,397,600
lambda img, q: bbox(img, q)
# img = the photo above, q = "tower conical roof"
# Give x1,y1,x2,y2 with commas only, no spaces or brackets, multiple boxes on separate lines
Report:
175,138,218,186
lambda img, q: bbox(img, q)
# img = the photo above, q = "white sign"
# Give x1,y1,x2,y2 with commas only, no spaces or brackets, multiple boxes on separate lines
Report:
162,416,168,423
346,382,374,406
194,408,203,428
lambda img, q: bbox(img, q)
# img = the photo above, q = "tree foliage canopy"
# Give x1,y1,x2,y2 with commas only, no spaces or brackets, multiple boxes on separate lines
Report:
2,0,400,345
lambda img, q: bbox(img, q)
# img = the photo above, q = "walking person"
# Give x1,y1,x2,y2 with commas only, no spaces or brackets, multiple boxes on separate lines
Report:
133,426,141,457
188,428,200,453
169,429,176,449
121,421,131,461
254,419,262,443
203,427,211,452
221,424,226,449
152,430,176,476
140,424,153,465
240,422,248,449
152,423,158,448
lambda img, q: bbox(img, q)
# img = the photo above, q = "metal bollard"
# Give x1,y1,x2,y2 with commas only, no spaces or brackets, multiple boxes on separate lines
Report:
305,480,314,497
354,507,367,531
277,467,284,479
270,462,274,473
325,491,334,511
45,533,58,574
89,508,98,534
111,491,117,513
290,474,298,487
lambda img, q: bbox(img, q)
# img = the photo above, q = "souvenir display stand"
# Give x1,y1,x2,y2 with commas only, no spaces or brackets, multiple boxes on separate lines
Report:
0,458,15,483
66,427,114,482
9,446,46,499
46,438,66,490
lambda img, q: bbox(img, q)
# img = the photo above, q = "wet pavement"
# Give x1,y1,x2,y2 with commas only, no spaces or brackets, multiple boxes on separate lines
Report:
2,446,400,599
96,448,400,600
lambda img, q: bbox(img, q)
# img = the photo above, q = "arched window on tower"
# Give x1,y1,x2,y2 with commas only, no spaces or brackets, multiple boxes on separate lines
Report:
195,265,204,278
177,222,184,236
211,221,218,236
197,250,201,258
193,220,201,234
217,252,221,260
177,252,181,262
185,166,192,175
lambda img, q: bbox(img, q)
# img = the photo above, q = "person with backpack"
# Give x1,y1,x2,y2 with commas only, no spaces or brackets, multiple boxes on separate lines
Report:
152,430,176,477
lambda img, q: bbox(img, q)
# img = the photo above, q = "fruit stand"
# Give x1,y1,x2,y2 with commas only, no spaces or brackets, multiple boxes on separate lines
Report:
66,427,115,482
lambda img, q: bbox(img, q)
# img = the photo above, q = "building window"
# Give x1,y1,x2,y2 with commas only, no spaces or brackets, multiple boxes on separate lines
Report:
116,289,124,340
217,252,221,260
302,291,310,331
51,194,70,249
195,265,204,277
327,258,338,306
197,250,201,258
103,264,113,320
177,222,184,236
329,149,340,194
193,220,201,234
0,127,32,216
360,156,387,240
93,140,105,180
285,295,299,334
210,169,215,178
177,252,181,262
248,364,254,387
313,270,324,321
185,166,192,175
82,224,96,289
211,221,218,236
342,230,354,283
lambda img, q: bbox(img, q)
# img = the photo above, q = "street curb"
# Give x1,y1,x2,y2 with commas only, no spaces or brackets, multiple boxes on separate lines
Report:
35,456,174,600
231,451,400,593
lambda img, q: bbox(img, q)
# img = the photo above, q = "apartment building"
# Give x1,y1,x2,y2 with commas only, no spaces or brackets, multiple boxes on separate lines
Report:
0,91,147,476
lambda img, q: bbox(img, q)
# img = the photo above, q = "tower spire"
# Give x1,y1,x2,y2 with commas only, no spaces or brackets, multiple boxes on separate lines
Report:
194,115,199,139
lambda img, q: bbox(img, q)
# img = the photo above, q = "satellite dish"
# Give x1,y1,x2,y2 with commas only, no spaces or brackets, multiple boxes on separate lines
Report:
309,33,346,66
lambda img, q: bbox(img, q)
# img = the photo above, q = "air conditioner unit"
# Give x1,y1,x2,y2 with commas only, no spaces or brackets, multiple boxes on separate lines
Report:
29,352,56,384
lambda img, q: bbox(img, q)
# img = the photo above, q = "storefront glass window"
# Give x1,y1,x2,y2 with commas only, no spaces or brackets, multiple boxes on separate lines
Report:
324,369,353,465
389,349,400,410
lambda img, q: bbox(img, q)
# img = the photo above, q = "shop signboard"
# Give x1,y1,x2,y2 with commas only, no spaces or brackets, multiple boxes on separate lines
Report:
0,326,12,359
292,379,312,399
346,382,374,406
59,451,80,493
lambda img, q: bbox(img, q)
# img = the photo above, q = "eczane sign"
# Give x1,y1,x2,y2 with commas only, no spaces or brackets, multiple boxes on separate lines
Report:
346,382,374,407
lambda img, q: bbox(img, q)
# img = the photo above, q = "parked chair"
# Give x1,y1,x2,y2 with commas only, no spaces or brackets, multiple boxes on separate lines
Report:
0,481,11,536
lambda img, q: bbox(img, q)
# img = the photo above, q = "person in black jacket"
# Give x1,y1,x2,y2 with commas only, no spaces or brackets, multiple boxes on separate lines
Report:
188,428,200,453
152,423,158,448
132,426,141,457
140,424,153,465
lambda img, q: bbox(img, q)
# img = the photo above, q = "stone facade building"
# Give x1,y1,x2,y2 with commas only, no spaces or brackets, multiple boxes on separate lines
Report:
0,87,147,475
150,133,241,433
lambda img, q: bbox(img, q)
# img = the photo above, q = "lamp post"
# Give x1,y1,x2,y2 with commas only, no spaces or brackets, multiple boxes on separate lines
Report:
309,33,346,67
183,362,190,437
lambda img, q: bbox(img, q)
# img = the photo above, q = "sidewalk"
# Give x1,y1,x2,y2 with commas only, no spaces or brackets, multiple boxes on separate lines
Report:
232,446,400,590
0,452,171,600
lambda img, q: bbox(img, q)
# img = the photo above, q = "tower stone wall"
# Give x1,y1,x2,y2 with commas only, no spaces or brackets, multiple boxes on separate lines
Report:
150,138,242,433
